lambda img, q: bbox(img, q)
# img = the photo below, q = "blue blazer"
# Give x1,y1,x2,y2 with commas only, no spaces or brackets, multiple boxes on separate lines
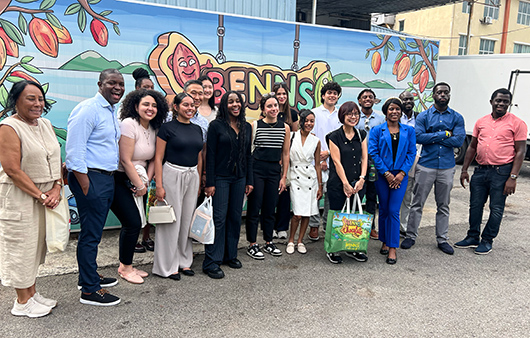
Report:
368,122,416,175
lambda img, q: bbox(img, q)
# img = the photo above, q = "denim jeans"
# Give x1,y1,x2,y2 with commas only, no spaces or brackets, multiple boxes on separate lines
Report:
467,164,512,244
203,176,246,272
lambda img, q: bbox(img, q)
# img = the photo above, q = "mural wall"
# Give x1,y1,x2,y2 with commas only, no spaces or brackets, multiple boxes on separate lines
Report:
0,0,439,229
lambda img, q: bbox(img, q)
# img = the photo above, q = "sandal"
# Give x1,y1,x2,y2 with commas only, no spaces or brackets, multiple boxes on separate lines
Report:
133,268,149,278
118,270,144,284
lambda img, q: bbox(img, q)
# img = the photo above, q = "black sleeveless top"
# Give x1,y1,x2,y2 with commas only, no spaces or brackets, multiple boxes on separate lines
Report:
253,119,286,162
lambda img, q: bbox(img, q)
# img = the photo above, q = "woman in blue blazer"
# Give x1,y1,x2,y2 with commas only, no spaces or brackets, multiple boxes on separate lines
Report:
368,98,416,264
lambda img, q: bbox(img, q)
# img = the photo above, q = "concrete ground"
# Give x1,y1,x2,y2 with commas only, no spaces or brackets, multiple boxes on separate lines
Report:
2,163,530,337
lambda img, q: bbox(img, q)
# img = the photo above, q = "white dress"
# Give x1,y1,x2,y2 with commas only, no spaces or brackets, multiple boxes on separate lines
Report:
289,131,320,217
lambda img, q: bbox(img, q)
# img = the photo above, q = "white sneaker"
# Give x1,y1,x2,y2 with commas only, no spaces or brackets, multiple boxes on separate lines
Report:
272,230,278,239
33,292,57,308
286,242,295,254
11,297,52,318
277,231,288,239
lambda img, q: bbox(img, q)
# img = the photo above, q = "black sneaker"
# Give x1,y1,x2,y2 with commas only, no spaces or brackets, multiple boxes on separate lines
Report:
77,274,118,290
263,243,282,256
247,244,265,260
344,252,368,262
80,289,121,306
326,252,343,264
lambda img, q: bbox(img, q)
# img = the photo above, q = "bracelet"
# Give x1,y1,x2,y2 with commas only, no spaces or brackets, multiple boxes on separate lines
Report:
445,130,451,137
359,176,366,180
136,185,146,191
55,180,64,187
384,171,391,177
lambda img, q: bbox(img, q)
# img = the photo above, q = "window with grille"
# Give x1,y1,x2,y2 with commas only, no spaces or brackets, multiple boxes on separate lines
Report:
518,1,530,26
462,1,471,14
458,35,468,55
483,0,500,19
514,43,530,53
479,39,495,54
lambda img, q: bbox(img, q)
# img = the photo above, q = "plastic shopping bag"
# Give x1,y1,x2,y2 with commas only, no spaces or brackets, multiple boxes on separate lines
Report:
324,194,373,254
189,196,215,244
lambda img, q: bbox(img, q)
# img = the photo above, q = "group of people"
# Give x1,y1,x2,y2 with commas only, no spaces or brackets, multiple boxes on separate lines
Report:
0,67,526,317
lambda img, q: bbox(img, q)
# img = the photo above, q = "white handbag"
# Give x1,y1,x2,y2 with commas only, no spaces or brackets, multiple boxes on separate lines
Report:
148,199,176,224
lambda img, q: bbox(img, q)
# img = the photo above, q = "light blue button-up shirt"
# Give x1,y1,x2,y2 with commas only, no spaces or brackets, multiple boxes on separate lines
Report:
65,92,121,173
356,110,385,139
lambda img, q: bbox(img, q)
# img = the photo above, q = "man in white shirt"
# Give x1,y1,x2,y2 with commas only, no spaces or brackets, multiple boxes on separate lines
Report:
308,81,342,241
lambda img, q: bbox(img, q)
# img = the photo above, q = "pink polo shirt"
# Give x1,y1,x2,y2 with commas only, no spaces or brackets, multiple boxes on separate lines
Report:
473,113,528,165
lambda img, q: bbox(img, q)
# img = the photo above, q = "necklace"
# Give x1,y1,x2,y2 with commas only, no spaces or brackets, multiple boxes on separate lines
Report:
16,113,37,126
390,131,399,140
264,120,278,128
142,126,151,146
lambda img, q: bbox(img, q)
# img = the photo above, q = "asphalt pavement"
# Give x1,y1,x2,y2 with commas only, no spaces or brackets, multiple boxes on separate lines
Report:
2,164,530,337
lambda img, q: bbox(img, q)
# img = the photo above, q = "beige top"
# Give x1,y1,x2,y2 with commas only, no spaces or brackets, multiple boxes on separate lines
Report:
0,116,61,183
117,117,156,172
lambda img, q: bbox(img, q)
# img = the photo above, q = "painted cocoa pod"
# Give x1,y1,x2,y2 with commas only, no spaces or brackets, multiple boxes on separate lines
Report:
47,21,73,44
419,68,429,93
413,65,426,84
29,18,59,57
393,53,407,76
396,55,410,82
90,19,108,47
10,71,39,83
371,51,381,74
0,28,18,58
0,38,6,70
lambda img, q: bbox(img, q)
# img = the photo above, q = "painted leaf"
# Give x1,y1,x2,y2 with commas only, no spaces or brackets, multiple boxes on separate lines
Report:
18,13,27,35
387,41,395,51
399,36,406,41
113,24,120,36
0,84,8,107
64,3,81,15
6,76,25,83
399,39,406,51
100,10,113,17
89,0,102,4
46,13,62,29
412,61,423,76
383,45,389,61
21,63,43,74
423,39,429,49
411,56,416,68
433,53,439,61
40,0,56,10
14,0,39,3
78,9,87,32
376,34,383,40
20,55,34,64
46,99,56,105
42,83,49,94
370,41,377,47
0,19,24,46
365,50,370,59
408,42,418,49
426,81,434,89
426,47,430,58
395,51,403,61
407,82,413,88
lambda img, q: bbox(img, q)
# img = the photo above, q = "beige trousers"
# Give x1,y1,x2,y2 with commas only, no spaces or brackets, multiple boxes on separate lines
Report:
152,163,199,277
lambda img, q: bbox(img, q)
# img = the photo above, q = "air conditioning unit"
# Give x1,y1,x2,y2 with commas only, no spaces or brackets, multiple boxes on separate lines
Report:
481,16,493,24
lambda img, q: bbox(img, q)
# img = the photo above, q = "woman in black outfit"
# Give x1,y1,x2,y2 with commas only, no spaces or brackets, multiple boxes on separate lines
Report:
203,91,253,279
272,81,299,239
246,93,290,259
326,101,368,264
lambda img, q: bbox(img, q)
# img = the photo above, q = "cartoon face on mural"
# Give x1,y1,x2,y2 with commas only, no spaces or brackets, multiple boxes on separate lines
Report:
168,43,201,87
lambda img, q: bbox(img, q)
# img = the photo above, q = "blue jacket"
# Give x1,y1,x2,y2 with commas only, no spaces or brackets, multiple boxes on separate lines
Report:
368,122,417,175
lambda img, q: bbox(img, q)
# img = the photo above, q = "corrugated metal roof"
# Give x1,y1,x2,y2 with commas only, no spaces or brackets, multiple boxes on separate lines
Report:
297,0,456,15
131,0,296,21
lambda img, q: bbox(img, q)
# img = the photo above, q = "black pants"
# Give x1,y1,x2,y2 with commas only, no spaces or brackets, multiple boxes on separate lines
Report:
110,171,144,266
246,160,281,243
273,188,291,232
365,180,378,215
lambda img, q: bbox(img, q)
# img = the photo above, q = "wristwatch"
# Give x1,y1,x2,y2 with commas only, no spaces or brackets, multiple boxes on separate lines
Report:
510,174,518,180
359,175,366,180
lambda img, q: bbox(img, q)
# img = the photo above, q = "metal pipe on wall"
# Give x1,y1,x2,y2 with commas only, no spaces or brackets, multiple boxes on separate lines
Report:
312,0,317,24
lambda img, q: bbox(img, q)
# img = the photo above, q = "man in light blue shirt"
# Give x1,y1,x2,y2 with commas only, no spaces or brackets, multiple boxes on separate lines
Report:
355,89,385,240
401,82,465,255
66,69,124,306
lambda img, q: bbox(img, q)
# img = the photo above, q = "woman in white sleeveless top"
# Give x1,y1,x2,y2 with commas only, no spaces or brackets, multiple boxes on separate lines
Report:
286,110,322,254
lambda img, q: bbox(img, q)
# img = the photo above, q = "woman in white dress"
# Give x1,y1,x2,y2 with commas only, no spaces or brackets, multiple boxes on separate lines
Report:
286,110,322,254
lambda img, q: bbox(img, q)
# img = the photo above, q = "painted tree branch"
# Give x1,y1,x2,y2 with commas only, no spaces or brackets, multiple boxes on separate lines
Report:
5,6,53,14
77,0,118,25
366,35,391,52
399,39,436,83
412,86,428,110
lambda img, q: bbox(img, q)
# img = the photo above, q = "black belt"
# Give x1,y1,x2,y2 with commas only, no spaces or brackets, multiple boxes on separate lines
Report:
477,163,512,169
88,168,115,176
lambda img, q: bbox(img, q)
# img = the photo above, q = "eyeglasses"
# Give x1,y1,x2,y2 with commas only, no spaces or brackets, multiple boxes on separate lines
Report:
345,112,360,118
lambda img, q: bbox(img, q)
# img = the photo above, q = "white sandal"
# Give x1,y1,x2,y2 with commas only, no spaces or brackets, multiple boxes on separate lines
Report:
297,243,307,254
286,242,295,254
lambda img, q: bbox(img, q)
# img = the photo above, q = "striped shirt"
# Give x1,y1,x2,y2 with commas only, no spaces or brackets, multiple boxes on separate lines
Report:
253,119,286,162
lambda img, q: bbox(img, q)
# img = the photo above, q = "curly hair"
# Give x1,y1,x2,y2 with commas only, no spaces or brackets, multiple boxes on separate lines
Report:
4,80,52,117
120,89,168,130
216,91,248,168
320,81,342,102
298,109,315,132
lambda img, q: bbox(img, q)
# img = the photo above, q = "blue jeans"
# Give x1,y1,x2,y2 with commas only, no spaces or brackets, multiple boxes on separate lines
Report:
467,164,511,244
69,171,114,293
203,176,246,272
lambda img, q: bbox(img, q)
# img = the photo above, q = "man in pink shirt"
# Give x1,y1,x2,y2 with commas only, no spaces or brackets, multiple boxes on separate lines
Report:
456,88,527,255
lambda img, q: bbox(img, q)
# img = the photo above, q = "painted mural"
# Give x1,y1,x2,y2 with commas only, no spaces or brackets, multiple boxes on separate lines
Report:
0,0,439,229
